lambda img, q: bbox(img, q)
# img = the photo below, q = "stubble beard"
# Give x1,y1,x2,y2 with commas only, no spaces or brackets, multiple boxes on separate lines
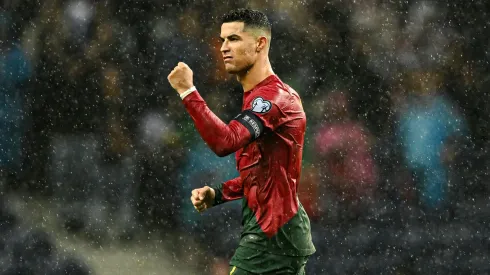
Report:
226,61,254,78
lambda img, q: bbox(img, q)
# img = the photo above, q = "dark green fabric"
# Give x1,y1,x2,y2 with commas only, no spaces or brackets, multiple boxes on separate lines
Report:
229,266,253,275
230,246,308,274
238,198,316,256
212,182,226,205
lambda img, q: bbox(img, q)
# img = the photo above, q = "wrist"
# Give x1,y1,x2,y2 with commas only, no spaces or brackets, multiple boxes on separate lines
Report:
209,187,216,203
179,86,196,100
210,183,224,206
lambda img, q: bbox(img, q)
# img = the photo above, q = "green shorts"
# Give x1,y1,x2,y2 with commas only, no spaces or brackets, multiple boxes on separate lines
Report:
229,246,309,275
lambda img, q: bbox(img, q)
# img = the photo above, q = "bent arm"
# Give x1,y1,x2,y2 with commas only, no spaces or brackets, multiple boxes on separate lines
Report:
182,90,251,157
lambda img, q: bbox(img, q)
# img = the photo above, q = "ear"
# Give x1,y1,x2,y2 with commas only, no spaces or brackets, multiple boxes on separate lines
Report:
256,36,268,52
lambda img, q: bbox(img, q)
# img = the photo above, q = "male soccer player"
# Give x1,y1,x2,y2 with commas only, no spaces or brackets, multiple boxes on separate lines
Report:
167,8,316,275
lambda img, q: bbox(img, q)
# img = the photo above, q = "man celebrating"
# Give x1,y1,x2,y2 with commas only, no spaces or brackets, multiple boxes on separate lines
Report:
168,8,315,275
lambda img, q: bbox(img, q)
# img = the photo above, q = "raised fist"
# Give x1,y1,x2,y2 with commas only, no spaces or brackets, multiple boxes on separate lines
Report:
167,62,194,94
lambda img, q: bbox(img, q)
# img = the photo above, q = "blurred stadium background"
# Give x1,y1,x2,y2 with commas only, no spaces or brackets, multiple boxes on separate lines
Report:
1,0,490,274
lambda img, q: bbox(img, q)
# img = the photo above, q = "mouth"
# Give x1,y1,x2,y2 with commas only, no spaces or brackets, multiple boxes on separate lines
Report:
223,56,232,62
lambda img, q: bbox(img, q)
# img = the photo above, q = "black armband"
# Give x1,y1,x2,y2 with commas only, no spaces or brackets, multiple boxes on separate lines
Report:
232,110,264,141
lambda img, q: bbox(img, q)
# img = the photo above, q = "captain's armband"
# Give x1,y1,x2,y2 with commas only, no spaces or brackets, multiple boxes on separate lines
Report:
232,110,265,141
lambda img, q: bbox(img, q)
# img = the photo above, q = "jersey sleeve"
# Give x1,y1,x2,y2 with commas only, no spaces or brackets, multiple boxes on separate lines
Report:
239,87,292,133
212,177,243,206
182,90,252,157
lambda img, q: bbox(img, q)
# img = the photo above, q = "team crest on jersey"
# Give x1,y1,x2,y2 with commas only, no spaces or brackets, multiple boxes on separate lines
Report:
251,97,272,114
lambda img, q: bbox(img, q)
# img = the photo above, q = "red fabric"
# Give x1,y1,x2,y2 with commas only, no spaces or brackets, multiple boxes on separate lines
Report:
183,75,306,238
297,166,321,219
183,91,251,157
221,177,244,201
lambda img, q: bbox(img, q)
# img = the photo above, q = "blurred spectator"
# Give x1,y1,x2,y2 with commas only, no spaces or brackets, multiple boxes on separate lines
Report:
135,110,185,233
395,70,467,211
313,89,378,223
23,0,103,191
101,64,132,160
148,7,214,96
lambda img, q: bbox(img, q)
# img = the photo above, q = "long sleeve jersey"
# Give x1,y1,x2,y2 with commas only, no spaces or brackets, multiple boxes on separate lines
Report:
182,75,315,256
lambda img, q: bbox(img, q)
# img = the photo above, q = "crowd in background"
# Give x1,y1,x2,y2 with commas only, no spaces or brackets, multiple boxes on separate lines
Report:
1,0,490,274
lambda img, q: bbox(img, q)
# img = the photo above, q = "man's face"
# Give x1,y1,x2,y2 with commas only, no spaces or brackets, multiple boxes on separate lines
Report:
220,22,258,74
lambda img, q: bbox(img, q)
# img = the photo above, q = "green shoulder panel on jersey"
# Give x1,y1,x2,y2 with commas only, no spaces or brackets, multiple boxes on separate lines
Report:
237,198,316,257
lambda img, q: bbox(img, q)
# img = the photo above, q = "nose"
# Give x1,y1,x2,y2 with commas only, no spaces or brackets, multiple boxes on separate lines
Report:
220,40,229,54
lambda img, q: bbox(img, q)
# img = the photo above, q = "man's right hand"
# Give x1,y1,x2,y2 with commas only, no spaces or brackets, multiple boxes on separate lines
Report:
191,186,216,213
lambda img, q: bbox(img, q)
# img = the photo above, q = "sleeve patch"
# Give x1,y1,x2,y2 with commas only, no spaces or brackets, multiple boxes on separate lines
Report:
233,110,264,140
251,97,272,113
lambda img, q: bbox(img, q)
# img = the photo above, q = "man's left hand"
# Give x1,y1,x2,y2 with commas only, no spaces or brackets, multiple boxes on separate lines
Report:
167,62,194,94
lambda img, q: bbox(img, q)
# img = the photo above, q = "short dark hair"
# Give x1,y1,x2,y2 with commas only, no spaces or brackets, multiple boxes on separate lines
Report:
221,8,271,33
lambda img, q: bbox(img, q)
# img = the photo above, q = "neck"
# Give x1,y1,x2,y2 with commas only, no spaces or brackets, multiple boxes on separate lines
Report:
237,56,274,92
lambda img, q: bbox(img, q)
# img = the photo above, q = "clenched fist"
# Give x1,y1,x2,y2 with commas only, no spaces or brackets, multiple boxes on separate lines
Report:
191,186,216,213
167,62,194,94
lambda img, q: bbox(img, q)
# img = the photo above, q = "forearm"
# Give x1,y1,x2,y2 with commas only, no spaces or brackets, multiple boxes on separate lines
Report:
182,90,250,157
212,177,243,206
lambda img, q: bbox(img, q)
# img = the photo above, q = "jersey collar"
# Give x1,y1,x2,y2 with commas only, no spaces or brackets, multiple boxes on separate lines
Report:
244,74,278,93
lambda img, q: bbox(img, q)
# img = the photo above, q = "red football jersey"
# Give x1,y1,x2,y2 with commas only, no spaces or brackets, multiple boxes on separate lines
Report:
182,75,315,256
